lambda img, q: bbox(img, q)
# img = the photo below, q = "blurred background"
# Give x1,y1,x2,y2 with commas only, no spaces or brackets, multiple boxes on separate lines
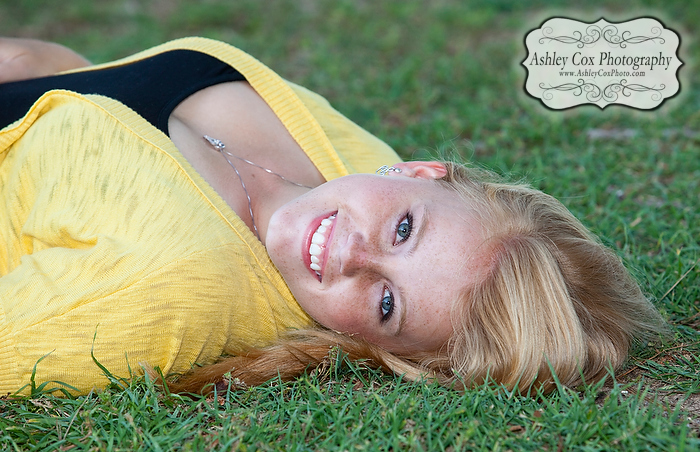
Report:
2,0,698,317
1,0,695,153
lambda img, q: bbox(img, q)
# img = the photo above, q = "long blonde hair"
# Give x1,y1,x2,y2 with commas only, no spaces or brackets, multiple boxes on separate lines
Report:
437,162,665,392
167,162,665,394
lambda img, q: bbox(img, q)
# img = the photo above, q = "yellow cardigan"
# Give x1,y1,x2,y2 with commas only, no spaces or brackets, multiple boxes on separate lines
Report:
0,37,400,395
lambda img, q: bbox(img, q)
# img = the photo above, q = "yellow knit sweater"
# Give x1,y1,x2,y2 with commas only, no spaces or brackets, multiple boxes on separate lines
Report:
0,37,400,395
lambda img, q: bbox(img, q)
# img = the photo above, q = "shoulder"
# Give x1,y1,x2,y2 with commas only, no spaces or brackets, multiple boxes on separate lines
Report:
0,38,91,84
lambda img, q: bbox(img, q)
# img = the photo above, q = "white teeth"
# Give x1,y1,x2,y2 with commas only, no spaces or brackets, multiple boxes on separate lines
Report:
308,213,337,278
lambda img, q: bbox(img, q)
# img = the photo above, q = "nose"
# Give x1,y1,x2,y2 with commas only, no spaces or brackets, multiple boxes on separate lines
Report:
339,231,377,276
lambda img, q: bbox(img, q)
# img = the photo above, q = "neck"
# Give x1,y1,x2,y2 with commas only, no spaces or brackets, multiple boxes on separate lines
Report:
249,176,314,245
199,134,322,243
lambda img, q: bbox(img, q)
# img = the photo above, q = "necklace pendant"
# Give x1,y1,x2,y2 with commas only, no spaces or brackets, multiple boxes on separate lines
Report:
203,135,226,152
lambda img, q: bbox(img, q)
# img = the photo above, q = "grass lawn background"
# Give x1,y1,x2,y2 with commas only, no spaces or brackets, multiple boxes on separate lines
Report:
1,0,699,450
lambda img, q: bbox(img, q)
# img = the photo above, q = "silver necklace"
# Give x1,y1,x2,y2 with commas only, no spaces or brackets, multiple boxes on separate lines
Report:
203,135,312,240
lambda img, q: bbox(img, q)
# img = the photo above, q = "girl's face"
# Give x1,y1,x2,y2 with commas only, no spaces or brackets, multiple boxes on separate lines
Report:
265,162,487,355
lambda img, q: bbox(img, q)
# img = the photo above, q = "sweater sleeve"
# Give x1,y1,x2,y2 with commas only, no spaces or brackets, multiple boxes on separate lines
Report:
0,90,312,395
286,81,402,175
1,245,246,395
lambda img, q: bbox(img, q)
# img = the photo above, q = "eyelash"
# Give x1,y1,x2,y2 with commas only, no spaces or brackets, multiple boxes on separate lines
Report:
380,212,413,323
380,287,395,322
394,212,413,244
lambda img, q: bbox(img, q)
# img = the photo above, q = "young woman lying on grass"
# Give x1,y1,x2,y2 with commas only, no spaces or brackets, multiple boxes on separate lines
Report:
0,37,665,396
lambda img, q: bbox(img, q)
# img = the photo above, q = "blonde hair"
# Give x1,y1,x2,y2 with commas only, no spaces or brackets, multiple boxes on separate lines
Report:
167,162,665,395
437,162,665,393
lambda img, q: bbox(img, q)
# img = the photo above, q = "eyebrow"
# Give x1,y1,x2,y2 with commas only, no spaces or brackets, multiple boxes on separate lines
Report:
395,206,430,337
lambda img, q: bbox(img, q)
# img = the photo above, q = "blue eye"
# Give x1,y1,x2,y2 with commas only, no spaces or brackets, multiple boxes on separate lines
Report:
395,213,413,244
381,287,394,322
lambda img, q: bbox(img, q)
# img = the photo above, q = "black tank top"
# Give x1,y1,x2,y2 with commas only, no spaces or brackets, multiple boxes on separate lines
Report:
0,49,246,135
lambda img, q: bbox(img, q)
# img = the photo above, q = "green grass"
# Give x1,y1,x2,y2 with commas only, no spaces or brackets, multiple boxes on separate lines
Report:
1,361,697,451
1,0,699,449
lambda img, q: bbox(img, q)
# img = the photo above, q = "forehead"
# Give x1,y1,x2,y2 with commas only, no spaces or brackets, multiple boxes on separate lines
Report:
396,192,486,348
400,179,486,297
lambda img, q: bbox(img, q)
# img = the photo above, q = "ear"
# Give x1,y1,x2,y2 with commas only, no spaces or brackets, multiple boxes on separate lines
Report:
392,161,447,180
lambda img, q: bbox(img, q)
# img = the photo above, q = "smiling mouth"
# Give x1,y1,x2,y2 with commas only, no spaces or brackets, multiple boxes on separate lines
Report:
307,213,337,281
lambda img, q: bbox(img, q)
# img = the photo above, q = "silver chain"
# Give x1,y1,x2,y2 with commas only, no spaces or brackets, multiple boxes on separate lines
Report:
203,135,313,240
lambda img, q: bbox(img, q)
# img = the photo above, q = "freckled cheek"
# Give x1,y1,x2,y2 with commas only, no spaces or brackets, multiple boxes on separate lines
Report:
425,302,454,344
330,306,367,333
322,296,372,335
319,273,376,330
